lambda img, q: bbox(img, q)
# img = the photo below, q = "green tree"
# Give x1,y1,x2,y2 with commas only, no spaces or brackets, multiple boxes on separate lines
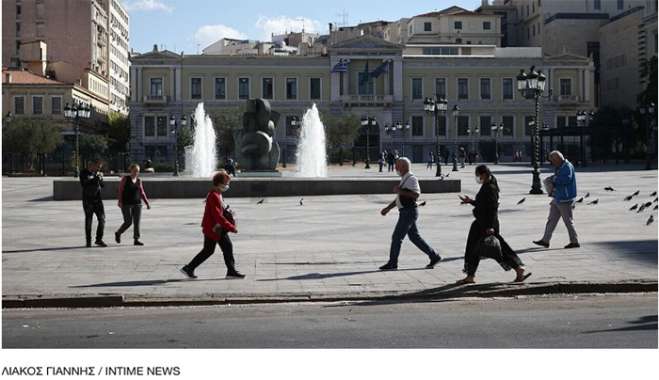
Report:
212,107,244,161
79,134,108,165
107,111,130,153
177,125,193,153
323,113,361,165
2,118,62,173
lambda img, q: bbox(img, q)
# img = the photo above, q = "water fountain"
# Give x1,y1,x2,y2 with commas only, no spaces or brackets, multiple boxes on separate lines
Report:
295,104,327,177
190,102,217,177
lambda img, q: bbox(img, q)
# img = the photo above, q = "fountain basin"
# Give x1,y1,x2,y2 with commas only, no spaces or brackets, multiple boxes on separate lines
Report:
53,177,460,200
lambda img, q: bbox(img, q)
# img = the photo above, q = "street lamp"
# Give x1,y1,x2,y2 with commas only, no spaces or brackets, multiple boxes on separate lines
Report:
64,102,91,178
451,105,460,171
639,102,656,170
490,121,504,164
169,114,187,176
466,125,480,164
384,121,410,157
361,117,376,169
517,66,551,195
424,96,448,176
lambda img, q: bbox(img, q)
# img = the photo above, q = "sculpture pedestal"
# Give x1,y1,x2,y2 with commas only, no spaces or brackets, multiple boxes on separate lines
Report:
237,170,282,178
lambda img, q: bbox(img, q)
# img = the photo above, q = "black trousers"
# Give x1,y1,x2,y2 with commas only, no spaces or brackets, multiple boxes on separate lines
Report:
83,199,105,243
187,234,235,271
464,219,522,277
116,204,142,240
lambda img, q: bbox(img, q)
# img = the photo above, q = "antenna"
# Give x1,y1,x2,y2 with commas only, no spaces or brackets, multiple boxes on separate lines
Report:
336,10,349,27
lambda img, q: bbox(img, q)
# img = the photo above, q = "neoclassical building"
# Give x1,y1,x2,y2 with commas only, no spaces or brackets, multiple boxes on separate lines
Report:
128,35,595,166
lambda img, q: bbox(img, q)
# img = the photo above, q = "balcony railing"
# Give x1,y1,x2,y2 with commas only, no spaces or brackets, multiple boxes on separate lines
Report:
143,95,168,104
552,95,580,104
340,94,393,107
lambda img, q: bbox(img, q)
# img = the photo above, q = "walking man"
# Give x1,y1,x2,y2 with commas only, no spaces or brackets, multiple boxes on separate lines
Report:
534,150,580,249
79,159,107,247
379,157,441,270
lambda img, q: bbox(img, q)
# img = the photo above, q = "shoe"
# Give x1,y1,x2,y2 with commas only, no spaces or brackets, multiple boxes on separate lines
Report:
134,240,144,246
115,232,121,244
226,270,245,279
564,242,580,249
379,262,398,271
95,240,108,247
426,254,441,269
86,241,92,248
533,240,549,248
179,266,197,279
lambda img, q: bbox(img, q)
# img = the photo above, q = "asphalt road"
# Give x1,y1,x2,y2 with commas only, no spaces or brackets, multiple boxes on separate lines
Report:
3,293,657,348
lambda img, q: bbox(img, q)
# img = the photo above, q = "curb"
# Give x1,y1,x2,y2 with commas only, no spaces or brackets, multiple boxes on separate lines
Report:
3,280,657,309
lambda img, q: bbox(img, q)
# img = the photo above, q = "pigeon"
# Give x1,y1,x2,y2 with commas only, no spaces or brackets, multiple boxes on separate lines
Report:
638,204,646,213
584,192,590,198
651,191,657,197
629,203,639,211
587,198,599,205
517,197,526,205
632,190,640,197
624,195,634,201
654,197,658,203
445,173,450,178
256,199,265,205
654,205,658,210
604,186,615,191
576,197,584,203
299,198,304,206
647,215,654,226
643,202,652,209
418,201,427,207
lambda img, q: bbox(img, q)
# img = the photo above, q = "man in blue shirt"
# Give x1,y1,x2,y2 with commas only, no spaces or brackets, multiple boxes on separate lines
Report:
534,150,580,249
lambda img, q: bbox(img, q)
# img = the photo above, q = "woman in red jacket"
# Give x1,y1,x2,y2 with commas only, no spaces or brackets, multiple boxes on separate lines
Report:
180,170,244,279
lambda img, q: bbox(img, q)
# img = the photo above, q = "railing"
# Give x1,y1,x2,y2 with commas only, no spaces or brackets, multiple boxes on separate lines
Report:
143,95,169,104
340,95,393,107
552,95,580,104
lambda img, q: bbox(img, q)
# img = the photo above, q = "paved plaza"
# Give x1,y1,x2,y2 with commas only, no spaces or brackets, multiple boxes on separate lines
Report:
2,163,657,303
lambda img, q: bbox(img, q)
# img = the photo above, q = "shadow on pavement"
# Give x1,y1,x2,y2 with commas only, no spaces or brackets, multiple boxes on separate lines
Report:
3,246,88,253
582,315,658,334
70,278,226,288
257,267,427,282
590,240,658,264
28,196,54,202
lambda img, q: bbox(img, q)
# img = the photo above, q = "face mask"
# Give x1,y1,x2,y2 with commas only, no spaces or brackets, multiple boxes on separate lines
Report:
219,184,230,192
475,176,483,184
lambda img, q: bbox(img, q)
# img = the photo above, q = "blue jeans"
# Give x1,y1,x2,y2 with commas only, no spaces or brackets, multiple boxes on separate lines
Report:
389,207,437,264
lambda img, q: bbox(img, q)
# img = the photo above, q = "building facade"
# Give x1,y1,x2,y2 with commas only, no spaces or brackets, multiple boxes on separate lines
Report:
129,36,595,167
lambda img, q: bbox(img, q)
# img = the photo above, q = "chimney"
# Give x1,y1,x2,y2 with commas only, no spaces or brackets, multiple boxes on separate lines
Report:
5,72,12,83
153,44,158,52
328,22,334,32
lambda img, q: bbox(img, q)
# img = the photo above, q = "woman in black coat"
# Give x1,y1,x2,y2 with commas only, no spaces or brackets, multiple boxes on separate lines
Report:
456,165,531,284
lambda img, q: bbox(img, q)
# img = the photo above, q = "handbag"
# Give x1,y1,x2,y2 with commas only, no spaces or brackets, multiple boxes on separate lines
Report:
476,235,502,261
223,205,235,225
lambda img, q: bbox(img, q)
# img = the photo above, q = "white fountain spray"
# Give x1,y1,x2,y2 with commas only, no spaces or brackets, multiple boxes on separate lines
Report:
296,103,327,177
191,103,218,177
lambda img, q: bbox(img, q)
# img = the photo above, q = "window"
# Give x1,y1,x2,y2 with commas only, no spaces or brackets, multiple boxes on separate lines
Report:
16,22,20,36
157,116,168,137
286,116,298,137
14,96,24,115
435,78,446,98
423,47,458,55
424,22,432,32
190,78,202,99
436,115,447,136
617,0,623,10
458,78,469,100
557,116,567,129
457,116,469,136
502,115,514,136
503,78,513,100
16,5,21,15
358,72,374,95
532,24,535,36
215,78,226,99
560,78,572,96
51,97,62,114
286,77,297,99
144,116,155,137
150,78,163,97
594,0,601,10
262,77,273,99
454,21,462,30
480,78,491,100
412,78,423,100
310,77,321,100
483,21,491,30
36,2,45,18
36,22,44,37
524,115,534,136
480,116,492,137
412,116,424,136
568,116,578,127
32,96,43,115
238,77,250,99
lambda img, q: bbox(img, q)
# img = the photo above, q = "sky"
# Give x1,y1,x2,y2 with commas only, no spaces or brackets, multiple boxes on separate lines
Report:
123,0,483,54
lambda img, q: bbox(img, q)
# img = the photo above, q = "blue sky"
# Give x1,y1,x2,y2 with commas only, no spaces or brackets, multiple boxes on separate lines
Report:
124,0,483,54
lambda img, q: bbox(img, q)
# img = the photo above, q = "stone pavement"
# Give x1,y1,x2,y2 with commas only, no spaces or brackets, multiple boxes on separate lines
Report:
2,163,657,303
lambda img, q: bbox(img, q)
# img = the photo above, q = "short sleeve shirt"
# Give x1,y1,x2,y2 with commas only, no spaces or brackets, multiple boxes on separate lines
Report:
396,172,421,209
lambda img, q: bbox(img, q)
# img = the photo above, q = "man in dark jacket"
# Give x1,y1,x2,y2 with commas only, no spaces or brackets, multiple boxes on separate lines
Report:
79,159,107,247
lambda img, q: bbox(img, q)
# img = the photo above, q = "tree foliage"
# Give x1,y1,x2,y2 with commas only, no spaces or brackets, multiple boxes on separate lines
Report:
323,113,362,164
107,111,130,153
2,117,62,156
211,107,244,159
79,134,108,164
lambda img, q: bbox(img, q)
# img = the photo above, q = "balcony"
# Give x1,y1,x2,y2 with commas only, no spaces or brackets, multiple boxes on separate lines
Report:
340,94,394,108
552,95,580,105
143,95,169,104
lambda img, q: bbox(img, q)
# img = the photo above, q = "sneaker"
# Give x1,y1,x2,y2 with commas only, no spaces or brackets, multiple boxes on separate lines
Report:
226,270,245,279
533,240,549,248
426,254,441,269
379,262,398,271
179,266,197,279
134,240,144,246
564,242,580,249
95,240,108,247
115,232,121,244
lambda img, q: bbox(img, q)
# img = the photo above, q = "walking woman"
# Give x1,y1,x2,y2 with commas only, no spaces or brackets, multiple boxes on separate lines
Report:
180,170,245,279
115,163,151,246
457,165,531,284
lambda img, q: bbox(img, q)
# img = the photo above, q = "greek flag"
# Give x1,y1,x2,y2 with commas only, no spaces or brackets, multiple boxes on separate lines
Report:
331,59,349,73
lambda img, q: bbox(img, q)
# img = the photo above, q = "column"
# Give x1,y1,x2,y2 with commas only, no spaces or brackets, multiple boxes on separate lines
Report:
392,56,403,102
175,66,182,101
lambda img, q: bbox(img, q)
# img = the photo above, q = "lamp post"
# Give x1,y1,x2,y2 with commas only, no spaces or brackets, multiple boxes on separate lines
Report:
361,117,376,169
466,125,480,164
517,66,550,195
283,116,300,168
576,110,594,167
490,121,503,164
4,112,13,174
64,102,91,178
424,96,448,176
451,105,460,171
384,121,410,158
169,114,187,176
639,102,656,170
